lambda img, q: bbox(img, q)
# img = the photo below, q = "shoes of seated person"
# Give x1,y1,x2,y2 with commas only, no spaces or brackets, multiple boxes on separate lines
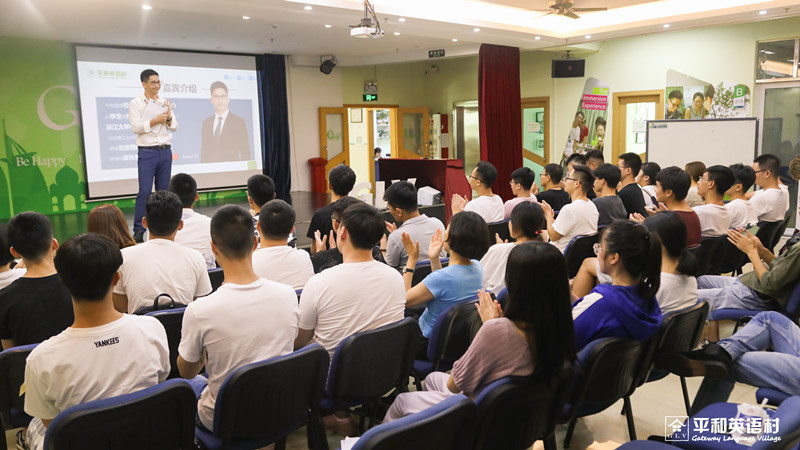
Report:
323,412,358,437
659,342,732,379
133,230,145,243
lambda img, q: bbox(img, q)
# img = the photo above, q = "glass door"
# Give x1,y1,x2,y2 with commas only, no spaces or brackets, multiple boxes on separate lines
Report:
396,107,430,159
611,91,665,162
756,81,800,230
318,107,349,181
521,97,549,181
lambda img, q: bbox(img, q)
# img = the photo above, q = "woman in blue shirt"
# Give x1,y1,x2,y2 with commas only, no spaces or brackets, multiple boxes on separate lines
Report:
402,211,490,356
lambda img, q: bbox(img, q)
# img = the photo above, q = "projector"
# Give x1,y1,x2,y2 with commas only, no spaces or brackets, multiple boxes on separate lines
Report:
350,26,383,38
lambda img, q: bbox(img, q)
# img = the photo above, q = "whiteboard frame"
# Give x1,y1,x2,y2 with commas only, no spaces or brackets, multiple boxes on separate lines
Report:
645,118,759,168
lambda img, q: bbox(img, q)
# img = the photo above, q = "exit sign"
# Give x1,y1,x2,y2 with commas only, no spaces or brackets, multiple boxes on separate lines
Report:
428,49,445,58
363,94,378,102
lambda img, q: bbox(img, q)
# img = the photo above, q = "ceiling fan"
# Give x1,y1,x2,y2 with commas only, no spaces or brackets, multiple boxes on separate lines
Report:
534,0,608,19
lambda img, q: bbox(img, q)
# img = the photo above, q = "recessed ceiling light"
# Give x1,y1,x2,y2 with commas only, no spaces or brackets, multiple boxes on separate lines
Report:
141,4,152,10
759,10,767,14
304,5,312,10
585,35,591,39
473,28,480,32
325,24,332,28
394,32,400,35
663,23,670,28
398,18,406,22
452,38,459,42
242,15,250,20
534,36,541,40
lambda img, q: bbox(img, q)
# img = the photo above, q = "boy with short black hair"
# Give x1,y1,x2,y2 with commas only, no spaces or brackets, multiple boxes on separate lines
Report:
541,165,599,252
617,152,648,217
503,167,538,220
694,165,735,237
113,191,212,313
750,154,788,222
382,181,445,269
170,173,215,269
536,163,571,212
654,166,702,248
0,212,73,349
24,234,169,450
252,200,314,290
726,163,757,229
584,150,605,171
178,205,299,431
307,165,356,253
592,164,627,228
452,161,504,223
0,224,25,291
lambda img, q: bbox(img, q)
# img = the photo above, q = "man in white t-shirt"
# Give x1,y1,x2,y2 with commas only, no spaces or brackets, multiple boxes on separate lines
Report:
452,161,504,223
0,225,24,291
541,165,599,252
25,234,169,450
503,167,538,220
177,205,299,431
113,191,212,314
693,165,734,237
170,173,215,269
382,181,446,270
726,163,758,229
749,154,788,222
252,199,314,290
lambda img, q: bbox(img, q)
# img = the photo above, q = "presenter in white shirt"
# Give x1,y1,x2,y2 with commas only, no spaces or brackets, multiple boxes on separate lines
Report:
452,161,505,223
129,69,178,243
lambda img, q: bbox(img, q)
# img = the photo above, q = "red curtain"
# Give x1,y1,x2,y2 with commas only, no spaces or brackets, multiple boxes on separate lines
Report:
478,44,522,202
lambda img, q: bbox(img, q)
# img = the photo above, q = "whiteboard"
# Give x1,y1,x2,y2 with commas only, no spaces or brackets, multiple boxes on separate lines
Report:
645,118,759,169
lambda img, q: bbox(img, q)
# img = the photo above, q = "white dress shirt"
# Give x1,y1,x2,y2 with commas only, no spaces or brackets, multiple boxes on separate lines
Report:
129,94,178,147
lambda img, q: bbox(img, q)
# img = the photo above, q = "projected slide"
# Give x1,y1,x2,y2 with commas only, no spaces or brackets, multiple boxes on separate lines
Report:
75,46,263,199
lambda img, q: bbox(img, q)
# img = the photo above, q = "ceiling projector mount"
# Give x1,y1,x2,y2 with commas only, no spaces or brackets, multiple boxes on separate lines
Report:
534,0,607,19
350,0,384,38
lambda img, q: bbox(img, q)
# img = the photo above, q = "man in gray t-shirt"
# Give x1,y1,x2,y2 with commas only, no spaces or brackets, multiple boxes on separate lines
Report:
382,182,446,269
592,163,628,228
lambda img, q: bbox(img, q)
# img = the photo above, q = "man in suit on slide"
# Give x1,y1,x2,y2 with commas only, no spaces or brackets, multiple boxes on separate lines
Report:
201,81,250,163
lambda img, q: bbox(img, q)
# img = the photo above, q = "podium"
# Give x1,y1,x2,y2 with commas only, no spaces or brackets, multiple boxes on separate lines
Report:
377,158,471,223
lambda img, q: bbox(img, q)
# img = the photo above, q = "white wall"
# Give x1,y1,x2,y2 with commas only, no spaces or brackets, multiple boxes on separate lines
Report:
286,63,343,192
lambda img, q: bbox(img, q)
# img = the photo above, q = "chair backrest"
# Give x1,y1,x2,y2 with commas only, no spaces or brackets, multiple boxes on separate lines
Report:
208,268,224,293
694,236,727,276
212,344,329,444
487,220,512,244
412,258,450,287
351,394,477,450
0,344,37,430
752,395,800,450
564,234,599,278
426,298,482,367
570,337,643,408
708,239,748,275
145,308,186,379
494,288,508,309
657,300,709,355
326,318,419,409
43,379,196,450
783,280,800,324
473,364,575,450
756,220,784,253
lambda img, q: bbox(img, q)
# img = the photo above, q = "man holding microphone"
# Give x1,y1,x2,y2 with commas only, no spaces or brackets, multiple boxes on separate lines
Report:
129,69,178,243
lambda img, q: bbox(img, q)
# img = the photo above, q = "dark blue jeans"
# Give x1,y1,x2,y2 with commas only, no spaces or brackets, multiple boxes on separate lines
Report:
134,146,172,233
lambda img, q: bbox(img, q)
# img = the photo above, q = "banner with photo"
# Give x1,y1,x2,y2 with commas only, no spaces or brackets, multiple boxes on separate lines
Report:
664,70,751,120
562,77,610,161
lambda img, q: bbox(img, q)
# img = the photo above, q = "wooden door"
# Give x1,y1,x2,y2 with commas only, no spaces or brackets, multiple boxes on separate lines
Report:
521,97,550,177
611,91,664,162
318,107,350,178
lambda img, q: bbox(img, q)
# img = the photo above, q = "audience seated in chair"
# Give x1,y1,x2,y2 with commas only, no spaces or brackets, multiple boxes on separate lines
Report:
652,166,702,248
86,204,136,250
566,154,595,200
571,220,662,351
684,161,707,208
748,154,788,222
113,191,212,314
591,163,627,229
584,149,604,172
693,165,734,238
382,181,445,270
636,161,660,209
385,241,575,422
177,204,299,431
451,161,504,223
402,211,490,357
310,197,386,273
0,212,73,349
307,165,355,253
617,153,648,217
246,173,277,243
541,165,598,253
536,163,571,213
252,199,314,290
170,173,215,269
725,163,758,230
0,224,25,291
24,234,169,450
481,202,546,296
503,167,539,220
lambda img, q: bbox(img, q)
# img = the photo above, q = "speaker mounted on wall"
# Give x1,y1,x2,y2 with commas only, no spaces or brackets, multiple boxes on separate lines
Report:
551,59,585,78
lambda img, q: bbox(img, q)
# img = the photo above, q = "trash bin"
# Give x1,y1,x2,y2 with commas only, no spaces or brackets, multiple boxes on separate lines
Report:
308,157,327,193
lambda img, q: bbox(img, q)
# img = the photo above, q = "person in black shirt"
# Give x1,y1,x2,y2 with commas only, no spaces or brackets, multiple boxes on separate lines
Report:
616,152,648,217
592,163,627,228
307,164,356,253
0,212,73,349
536,163,571,213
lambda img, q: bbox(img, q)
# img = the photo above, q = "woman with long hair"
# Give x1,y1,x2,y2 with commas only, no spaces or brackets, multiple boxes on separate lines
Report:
385,241,576,422
87,204,136,249
642,211,698,314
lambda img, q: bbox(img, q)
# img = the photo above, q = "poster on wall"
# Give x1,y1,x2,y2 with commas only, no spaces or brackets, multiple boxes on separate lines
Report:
562,77,610,163
664,70,752,120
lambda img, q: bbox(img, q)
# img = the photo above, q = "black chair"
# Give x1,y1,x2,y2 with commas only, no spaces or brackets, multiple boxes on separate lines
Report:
563,234,599,278
195,344,330,450
208,268,224,293
487,220,513,244
145,307,186,379
411,257,450,287
693,236,727,276
756,219,785,253
708,239,749,276
43,379,197,450
350,394,477,450
412,299,482,390
651,301,710,415
322,318,419,430
473,365,575,450
560,337,644,448
0,344,37,450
